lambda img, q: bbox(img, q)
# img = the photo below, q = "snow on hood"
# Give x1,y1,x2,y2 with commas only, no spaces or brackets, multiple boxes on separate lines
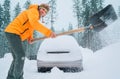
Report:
38,35,81,52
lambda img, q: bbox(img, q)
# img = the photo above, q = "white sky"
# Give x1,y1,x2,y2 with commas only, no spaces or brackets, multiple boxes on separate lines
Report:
104,0,120,12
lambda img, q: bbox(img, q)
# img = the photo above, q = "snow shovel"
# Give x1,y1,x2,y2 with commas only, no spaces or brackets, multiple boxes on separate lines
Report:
89,4,117,32
31,4,117,43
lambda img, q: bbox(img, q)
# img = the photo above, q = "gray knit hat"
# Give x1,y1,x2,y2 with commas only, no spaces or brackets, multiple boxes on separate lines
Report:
38,3,50,13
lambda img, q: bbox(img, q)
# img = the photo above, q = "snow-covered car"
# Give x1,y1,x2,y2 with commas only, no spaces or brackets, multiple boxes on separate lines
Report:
37,35,83,72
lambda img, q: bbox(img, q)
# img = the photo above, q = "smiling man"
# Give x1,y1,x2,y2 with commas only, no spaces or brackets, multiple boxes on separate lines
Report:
4,3,56,79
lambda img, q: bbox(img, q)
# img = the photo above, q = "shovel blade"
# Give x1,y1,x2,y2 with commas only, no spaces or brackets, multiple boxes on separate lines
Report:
89,4,118,32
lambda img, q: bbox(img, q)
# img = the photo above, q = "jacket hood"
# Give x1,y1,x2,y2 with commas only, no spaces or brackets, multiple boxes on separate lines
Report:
29,4,38,9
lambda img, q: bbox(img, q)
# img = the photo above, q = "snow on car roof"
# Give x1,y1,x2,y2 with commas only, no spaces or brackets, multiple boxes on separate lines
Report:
38,35,80,51
37,35,82,61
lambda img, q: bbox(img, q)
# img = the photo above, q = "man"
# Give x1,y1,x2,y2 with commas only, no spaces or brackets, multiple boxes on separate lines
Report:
4,3,56,79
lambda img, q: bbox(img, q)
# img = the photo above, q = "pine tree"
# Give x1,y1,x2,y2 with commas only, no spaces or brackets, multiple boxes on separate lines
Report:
68,23,74,36
14,2,21,18
118,6,120,17
90,0,103,15
73,0,82,27
68,23,73,31
51,26,55,32
23,0,31,9
81,2,91,26
0,4,4,57
73,0,105,52
73,0,83,44
98,0,104,9
1,0,11,57
3,0,10,28
47,0,57,28
80,0,105,52
61,28,65,32
0,4,4,28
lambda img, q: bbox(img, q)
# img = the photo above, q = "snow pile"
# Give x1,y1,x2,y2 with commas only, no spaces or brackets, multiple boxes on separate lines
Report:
100,18,120,44
81,42,120,79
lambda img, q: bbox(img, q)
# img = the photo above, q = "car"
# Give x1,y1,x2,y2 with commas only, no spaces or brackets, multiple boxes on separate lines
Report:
37,35,83,72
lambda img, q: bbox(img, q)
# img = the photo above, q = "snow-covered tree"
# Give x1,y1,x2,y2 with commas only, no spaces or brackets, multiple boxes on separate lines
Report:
3,0,10,28
118,6,120,17
0,4,4,58
68,23,73,31
47,0,57,28
68,23,74,36
51,26,55,32
80,0,105,52
73,0,105,52
0,4,4,28
81,0,104,26
14,2,21,18
73,0,83,44
23,0,31,9
73,0,82,27
61,28,65,32
0,0,11,57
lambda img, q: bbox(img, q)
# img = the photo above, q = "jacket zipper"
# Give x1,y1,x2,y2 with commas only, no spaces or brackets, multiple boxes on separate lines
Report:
23,19,29,26
21,19,29,34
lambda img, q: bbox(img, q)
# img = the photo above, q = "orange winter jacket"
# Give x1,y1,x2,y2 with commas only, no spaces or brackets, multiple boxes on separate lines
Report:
4,5,52,41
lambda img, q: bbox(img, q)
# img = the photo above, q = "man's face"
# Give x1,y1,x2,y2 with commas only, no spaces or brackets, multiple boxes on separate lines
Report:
39,8,47,17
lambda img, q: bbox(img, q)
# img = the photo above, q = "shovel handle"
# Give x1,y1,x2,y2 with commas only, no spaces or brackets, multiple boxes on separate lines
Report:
31,26,93,43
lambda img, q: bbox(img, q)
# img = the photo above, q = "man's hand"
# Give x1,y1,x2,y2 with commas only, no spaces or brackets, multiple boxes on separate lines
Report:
90,26,94,29
28,38,34,44
50,32,56,38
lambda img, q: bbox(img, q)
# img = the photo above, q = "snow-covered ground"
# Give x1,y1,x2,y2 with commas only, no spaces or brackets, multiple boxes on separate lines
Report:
0,42,120,79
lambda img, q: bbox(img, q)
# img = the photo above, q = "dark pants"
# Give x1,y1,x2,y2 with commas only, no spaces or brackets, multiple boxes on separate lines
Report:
5,32,25,79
